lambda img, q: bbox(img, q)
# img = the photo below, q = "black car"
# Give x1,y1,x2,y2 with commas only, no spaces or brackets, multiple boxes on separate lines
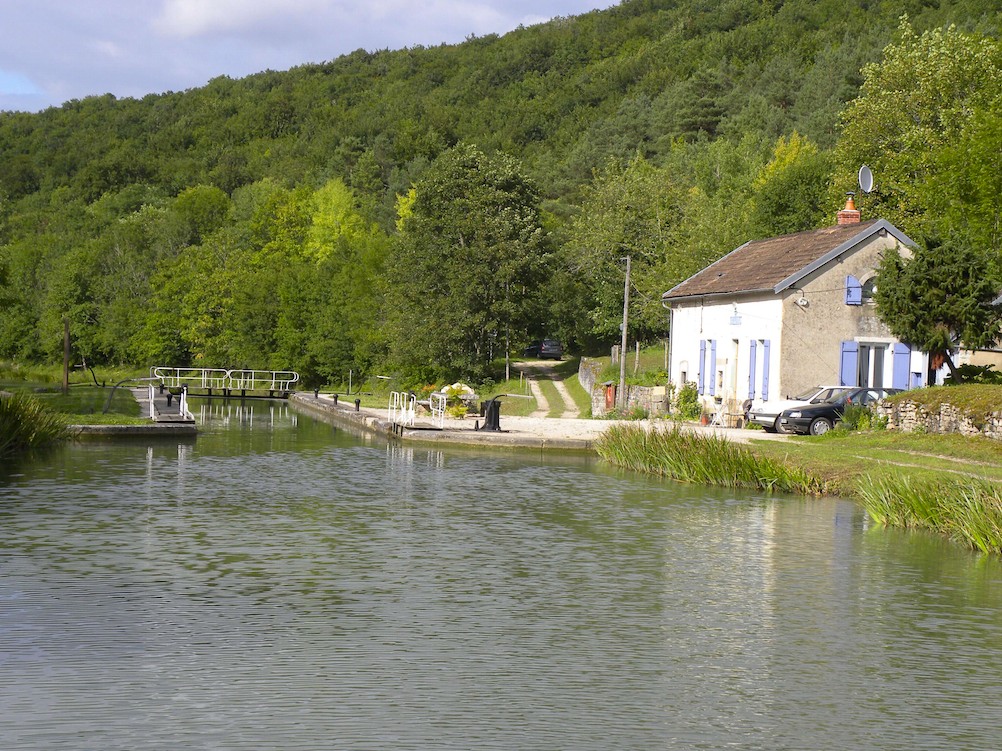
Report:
779,387,902,435
538,339,563,360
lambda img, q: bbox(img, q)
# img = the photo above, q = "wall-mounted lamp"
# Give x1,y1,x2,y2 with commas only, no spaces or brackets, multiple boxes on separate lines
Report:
794,297,810,308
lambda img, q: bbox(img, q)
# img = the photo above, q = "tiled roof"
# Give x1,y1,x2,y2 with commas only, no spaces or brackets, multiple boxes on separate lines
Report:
663,219,885,301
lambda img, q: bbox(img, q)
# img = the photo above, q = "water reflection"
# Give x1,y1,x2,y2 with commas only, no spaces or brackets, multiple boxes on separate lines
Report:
1,399,1001,750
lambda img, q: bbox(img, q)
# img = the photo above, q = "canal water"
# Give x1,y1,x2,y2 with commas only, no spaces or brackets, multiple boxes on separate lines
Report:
2,400,1001,750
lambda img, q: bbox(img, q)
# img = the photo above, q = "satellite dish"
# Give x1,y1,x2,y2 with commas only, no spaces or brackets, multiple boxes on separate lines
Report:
858,165,874,194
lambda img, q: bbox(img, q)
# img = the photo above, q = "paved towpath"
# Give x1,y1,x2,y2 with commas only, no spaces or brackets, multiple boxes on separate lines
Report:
290,392,790,451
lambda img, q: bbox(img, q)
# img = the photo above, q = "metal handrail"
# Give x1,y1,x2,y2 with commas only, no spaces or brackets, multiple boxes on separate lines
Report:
151,367,299,391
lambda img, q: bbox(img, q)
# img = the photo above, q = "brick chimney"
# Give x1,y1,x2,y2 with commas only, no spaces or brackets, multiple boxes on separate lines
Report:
837,192,861,225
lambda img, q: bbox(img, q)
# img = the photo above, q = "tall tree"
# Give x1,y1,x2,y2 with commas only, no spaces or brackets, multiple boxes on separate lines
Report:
750,132,832,237
875,233,1002,382
386,143,548,382
834,21,1002,234
562,155,688,345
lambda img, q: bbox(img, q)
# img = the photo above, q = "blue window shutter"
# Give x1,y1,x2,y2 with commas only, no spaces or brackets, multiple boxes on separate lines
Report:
840,341,859,386
761,340,771,399
846,275,862,305
748,340,757,399
892,343,910,389
698,340,706,395
709,340,717,396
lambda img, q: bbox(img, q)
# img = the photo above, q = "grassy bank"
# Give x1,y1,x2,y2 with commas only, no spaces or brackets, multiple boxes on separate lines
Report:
1,362,147,424
0,391,70,459
596,423,818,495
859,475,1002,556
597,422,1002,556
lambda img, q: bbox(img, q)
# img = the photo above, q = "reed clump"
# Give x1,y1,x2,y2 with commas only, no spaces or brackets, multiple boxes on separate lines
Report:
596,423,819,494
0,391,69,459
859,475,1002,555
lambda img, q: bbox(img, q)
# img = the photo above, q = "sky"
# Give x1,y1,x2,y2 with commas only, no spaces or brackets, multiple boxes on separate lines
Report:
0,1,619,113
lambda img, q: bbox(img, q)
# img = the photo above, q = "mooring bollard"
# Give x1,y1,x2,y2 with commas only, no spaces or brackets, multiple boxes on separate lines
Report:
332,393,338,405
314,388,319,398
354,398,361,412
166,392,173,407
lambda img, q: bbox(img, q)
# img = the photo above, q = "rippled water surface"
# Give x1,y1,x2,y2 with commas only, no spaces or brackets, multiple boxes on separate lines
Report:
2,400,1002,750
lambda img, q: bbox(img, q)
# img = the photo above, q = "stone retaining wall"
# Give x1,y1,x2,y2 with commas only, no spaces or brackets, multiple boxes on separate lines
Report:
580,358,671,417
874,400,1002,440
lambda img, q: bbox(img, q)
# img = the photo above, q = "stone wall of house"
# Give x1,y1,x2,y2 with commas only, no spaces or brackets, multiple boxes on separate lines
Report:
874,400,1002,440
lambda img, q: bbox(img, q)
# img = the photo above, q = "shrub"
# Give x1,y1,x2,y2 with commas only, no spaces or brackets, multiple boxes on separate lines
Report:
675,381,701,420
840,404,871,431
944,364,1002,385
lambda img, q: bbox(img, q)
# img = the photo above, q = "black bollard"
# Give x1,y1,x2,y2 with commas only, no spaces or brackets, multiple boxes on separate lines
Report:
314,388,319,398
166,393,173,407
481,397,501,431
332,393,338,405
354,398,361,412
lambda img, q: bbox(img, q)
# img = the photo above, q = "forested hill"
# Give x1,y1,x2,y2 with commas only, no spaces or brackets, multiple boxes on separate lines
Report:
1,0,1000,385
2,0,995,206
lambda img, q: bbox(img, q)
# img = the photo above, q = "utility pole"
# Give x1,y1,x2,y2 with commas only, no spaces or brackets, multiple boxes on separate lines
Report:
62,316,70,395
619,255,631,410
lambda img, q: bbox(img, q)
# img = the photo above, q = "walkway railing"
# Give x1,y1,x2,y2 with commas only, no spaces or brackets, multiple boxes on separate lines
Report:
388,391,416,427
146,383,195,421
151,367,299,392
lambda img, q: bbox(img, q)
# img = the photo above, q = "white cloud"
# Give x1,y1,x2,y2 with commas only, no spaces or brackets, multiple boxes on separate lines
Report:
91,40,126,59
154,0,329,37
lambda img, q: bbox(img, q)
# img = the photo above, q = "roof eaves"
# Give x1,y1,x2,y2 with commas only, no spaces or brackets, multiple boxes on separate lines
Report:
662,287,775,305
772,219,915,294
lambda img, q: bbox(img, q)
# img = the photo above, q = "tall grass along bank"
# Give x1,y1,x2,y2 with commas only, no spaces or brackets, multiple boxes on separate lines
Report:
0,391,69,459
596,423,818,494
859,475,1002,556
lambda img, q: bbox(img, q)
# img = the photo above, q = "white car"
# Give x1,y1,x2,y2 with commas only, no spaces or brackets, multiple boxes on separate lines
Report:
749,386,853,433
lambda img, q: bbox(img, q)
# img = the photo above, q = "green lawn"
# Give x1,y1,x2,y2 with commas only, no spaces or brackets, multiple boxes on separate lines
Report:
2,362,151,423
748,429,1002,496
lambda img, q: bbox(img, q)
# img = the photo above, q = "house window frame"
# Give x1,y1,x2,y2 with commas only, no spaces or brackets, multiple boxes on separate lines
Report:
861,276,878,304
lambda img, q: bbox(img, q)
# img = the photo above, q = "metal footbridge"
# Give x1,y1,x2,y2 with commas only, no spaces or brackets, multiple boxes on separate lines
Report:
151,367,300,397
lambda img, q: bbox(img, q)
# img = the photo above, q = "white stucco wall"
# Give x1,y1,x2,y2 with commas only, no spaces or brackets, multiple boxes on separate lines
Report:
669,296,783,414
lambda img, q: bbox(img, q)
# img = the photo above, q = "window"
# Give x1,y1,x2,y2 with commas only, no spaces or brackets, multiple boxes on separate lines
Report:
861,276,877,303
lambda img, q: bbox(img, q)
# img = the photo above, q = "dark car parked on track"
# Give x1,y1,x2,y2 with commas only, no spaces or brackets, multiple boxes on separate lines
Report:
779,387,902,435
525,339,563,359
538,339,563,360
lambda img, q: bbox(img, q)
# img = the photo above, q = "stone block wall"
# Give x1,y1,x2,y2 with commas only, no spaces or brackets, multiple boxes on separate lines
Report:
874,400,1002,440
580,359,671,417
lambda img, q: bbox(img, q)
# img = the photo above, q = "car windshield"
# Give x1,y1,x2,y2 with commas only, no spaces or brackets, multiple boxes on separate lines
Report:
824,391,858,405
792,387,824,400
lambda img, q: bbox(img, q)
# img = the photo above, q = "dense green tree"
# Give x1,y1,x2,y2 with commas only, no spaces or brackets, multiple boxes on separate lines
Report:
386,143,548,382
875,233,1002,381
924,103,1002,264
835,21,1002,233
1,0,1000,376
750,132,833,236
562,155,688,344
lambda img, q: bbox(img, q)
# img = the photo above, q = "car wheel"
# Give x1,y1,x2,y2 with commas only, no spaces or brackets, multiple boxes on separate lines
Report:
809,417,832,436
773,417,787,434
